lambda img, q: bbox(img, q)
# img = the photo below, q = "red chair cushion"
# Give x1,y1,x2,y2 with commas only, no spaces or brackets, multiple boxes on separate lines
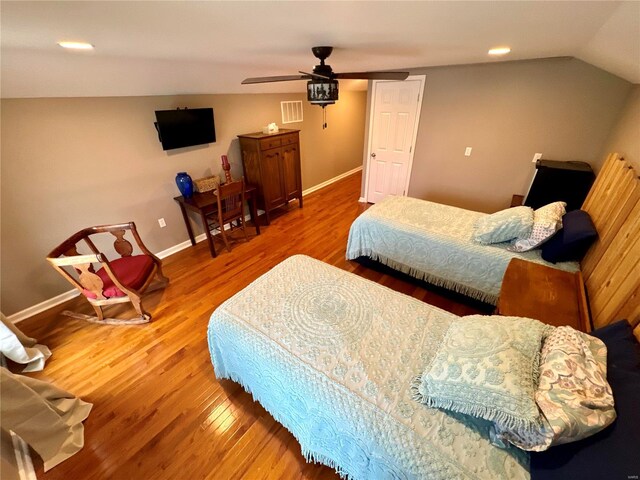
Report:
83,255,155,298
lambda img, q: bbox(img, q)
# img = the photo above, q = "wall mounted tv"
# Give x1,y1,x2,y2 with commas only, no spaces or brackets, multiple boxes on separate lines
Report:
154,108,216,151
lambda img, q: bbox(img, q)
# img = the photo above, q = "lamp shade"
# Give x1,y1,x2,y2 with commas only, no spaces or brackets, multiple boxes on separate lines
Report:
307,79,339,106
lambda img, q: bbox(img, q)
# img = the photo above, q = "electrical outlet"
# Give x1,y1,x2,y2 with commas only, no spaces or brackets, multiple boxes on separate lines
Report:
464,147,472,157
158,218,166,228
532,153,543,163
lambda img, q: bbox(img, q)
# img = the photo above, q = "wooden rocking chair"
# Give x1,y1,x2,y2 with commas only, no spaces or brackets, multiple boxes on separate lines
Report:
46,222,169,325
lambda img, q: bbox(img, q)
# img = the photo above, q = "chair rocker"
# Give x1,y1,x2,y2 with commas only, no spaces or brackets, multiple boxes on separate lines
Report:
47,222,169,325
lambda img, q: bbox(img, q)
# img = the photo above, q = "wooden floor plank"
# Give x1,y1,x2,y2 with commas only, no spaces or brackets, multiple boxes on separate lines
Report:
18,171,484,479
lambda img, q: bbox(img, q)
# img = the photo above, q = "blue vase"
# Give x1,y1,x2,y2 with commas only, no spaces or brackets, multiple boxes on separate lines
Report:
175,172,194,198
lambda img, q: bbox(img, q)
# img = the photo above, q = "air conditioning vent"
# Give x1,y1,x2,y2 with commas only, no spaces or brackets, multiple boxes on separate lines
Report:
281,101,303,124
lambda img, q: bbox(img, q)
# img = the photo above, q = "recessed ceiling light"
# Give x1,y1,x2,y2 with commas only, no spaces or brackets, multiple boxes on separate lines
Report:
488,47,511,56
57,41,94,50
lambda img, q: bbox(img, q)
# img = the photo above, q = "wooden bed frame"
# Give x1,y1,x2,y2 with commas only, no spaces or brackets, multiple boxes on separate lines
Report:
581,153,640,340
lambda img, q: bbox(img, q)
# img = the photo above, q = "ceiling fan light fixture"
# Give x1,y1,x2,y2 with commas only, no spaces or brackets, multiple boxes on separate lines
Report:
307,78,339,106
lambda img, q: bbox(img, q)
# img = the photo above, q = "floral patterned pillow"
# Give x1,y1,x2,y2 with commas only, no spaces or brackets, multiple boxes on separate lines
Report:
509,201,566,252
493,326,616,451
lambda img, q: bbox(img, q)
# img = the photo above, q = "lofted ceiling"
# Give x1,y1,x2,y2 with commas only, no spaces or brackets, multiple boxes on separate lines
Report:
1,1,638,99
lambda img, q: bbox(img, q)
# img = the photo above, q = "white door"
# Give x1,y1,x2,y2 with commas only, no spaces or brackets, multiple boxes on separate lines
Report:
365,77,425,203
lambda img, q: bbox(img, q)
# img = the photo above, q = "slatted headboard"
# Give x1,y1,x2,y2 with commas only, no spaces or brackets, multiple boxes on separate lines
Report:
581,153,640,339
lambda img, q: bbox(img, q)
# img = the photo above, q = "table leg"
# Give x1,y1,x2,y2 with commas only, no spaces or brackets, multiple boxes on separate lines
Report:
248,195,261,235
179,203,196,246
199,211,217,258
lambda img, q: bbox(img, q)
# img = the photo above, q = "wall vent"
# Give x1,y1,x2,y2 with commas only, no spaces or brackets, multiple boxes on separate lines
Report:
281,101,303,124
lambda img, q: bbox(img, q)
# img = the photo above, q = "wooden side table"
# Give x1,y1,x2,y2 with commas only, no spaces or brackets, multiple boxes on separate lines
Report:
497,258,591,332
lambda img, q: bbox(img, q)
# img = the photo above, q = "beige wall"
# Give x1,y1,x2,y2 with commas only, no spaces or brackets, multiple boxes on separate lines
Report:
598,84,640,171
362,58,632,212
1,91,366,315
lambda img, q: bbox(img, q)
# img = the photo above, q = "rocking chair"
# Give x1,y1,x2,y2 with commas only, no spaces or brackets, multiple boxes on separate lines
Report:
46,222,169,325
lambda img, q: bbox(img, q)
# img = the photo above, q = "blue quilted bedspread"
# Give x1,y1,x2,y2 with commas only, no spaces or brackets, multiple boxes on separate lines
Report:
208,255,529,479
346,196,578,304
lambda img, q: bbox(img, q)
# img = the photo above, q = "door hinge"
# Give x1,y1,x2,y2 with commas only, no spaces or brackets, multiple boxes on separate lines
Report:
409,146,412,153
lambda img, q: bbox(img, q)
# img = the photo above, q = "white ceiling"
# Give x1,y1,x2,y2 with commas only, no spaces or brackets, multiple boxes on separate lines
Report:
1,1,639,99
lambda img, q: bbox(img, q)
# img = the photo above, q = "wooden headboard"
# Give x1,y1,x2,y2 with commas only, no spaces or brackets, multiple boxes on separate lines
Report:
581,153,640,340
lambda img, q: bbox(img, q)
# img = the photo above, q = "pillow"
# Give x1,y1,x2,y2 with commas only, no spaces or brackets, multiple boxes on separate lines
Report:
412,315,551,433
509,201,566,252
493,326,616,451
472,206,534,245
530,320,640,480
541,210,598,263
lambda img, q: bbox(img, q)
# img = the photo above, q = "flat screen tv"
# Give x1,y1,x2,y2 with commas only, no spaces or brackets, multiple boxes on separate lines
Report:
154,108,216,151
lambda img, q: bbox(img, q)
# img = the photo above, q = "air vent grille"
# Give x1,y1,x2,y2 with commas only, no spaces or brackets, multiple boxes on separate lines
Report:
281,101,303,124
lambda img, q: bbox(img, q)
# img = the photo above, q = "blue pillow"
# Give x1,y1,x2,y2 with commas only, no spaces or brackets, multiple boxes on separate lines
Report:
591,320,640,371
529,320,640,480
541,210,597,263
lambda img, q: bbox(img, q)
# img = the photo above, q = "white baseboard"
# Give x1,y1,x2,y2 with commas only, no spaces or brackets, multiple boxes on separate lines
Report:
155,233,207,259
302,166,362,197
8,289,81,323
8,167,362,324
358,197,367,203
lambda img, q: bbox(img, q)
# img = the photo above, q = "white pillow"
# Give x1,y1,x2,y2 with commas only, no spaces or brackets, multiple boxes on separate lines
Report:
509,202,566,252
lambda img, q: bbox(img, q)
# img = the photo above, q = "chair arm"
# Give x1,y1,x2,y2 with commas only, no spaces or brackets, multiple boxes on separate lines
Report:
47,253,107,299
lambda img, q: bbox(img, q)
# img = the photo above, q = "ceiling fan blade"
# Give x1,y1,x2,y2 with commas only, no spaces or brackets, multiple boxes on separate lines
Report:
334,71,410,80
241,74,311,85
298,70,332,81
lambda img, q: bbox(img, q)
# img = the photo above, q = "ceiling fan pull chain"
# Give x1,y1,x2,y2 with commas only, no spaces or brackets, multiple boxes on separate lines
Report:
323,106,327,129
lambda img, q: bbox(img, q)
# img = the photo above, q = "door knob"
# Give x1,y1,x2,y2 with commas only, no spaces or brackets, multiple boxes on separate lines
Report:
371,152,376,158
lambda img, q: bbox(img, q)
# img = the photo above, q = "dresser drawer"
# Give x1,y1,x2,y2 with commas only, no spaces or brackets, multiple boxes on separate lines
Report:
260,137,282,150
280,133,298,146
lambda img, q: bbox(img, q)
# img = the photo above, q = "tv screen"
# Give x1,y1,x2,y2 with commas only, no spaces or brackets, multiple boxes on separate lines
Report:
154,108,216,151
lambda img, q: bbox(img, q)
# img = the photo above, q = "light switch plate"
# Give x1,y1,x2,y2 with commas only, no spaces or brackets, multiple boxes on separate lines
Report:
465,147,472,156
532,153,543,163
158,218,166,228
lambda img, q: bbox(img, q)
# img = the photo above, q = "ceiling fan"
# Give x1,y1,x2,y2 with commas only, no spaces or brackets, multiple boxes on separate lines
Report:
242,46,409,128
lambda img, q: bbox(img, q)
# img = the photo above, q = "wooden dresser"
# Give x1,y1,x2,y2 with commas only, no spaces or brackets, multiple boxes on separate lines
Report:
238,129,302,224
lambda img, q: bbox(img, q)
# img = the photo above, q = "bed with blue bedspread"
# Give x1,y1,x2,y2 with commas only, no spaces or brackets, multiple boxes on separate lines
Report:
208,255,529,479
346,196,578,305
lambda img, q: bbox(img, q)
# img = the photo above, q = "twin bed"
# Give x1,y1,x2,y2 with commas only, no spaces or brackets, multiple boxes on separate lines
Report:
209,255,528,479
345,196,578,305
209,255,638,479
208,157,639,479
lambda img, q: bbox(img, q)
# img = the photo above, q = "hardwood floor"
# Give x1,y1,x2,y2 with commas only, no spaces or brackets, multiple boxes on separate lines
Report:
18,171,484,480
